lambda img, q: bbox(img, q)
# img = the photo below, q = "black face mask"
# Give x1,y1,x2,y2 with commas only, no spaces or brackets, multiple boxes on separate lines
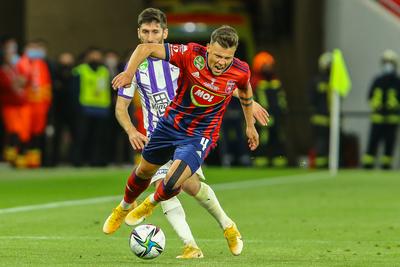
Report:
88,61,101,70
60,64,72,70
60,65,73,77
261,69,274,80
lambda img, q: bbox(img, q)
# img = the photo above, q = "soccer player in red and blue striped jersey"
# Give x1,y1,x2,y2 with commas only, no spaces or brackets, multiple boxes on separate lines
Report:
112,25,265,256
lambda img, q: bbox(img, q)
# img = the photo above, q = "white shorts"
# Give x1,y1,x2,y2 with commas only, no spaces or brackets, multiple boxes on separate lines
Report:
150,160,205,184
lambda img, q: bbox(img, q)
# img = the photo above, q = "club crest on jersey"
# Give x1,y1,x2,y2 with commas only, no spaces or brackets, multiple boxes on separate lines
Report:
139,59,148,71
171,44,180,54
170,44,187,56
190,85,225,107
194,56,205,70
225,80,236,93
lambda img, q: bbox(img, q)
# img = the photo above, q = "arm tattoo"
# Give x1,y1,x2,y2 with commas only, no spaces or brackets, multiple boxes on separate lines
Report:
239,96,253,101
240,100,253,107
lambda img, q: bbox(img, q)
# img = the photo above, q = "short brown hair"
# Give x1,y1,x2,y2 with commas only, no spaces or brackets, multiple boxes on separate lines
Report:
138,8,167,29
210,25,239,48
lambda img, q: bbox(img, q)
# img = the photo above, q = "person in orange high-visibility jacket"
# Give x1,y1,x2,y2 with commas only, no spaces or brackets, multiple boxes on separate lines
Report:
251,51,288,167
0,37,30,168
17,41,52,168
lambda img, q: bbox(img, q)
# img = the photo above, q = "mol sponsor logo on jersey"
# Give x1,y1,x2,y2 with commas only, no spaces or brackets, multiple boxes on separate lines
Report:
190,85,225,107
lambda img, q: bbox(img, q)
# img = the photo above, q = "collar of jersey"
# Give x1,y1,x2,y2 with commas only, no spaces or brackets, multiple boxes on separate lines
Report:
205,52,233,76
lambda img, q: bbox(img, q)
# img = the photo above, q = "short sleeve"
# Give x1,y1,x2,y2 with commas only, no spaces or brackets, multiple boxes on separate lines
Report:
117,74,137,99
164,43,190,69
238,63,251,90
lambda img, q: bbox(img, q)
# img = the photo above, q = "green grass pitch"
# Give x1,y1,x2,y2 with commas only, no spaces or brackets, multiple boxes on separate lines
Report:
0,167,399,266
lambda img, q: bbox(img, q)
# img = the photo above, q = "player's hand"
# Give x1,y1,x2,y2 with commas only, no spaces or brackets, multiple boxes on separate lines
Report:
246,125,259,151
253,101,269,126
112,71,133,90
127,127,149,150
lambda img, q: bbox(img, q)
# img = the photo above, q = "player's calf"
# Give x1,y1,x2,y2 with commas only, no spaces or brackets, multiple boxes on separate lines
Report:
124,169,151,203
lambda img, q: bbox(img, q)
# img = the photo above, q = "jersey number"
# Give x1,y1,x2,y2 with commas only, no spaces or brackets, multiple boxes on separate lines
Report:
200,137,209,151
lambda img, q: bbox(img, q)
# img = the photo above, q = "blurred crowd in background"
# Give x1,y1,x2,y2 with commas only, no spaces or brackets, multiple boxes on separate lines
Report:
0,37,133,168
1,35,399,170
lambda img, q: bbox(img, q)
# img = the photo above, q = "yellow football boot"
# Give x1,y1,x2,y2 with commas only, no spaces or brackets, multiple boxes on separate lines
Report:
176,245,204,259
125,196,157,226
14,154,27,169
26,149,41,168
103,201,137,234
223,223,243,256
4,146,18,163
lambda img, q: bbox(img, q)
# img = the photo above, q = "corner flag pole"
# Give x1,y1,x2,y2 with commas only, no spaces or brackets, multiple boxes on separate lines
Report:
329,91,340,176
329,49,351,176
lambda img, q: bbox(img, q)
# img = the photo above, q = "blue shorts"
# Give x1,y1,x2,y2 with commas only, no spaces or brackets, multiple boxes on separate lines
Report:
142,117,213,174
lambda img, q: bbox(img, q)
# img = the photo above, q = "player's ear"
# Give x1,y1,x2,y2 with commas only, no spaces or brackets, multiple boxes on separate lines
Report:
206,43,210,52
137,28,140,39
163,28,168,40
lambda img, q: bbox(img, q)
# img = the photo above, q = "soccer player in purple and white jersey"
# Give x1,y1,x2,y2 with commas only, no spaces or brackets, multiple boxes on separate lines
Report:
104,8,268,258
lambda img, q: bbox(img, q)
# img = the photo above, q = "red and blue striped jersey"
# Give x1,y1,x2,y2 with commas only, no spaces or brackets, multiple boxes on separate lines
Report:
164,42,251,144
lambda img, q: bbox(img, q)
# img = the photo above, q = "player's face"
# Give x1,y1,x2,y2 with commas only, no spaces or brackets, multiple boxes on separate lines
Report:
207,42,236,76
138,22,168,44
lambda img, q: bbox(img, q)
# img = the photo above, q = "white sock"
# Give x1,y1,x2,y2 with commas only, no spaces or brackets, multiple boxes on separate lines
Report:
149,193,157,204
194,182,233,230
120,199,132,210
161,196,198,248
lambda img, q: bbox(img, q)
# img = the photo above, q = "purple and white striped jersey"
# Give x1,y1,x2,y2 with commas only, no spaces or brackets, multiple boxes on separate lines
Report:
118,57,180,136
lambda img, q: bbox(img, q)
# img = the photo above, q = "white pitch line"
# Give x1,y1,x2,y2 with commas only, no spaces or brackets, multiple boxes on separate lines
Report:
0,195,121,215
0,171,330,215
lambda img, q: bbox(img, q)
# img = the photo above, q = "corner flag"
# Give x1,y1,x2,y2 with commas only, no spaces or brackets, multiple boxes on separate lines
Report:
329,49,352,97
328,49,351,176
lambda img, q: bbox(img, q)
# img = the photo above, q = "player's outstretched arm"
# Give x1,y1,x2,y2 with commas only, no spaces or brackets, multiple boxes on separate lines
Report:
238,83,259,151
112,43,167,89
115,96,148,150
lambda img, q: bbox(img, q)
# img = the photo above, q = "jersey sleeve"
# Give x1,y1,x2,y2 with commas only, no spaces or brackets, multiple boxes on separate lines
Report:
164,43,191,69
237,62,251,90
117,74,137,99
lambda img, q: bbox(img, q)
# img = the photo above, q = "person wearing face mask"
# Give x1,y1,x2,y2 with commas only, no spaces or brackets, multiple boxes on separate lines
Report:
104,50,122,78
16,40,53,168
362,50,400,169
71,47,111,166
0,37,30,168
50,52,76,166
251,51,288,167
